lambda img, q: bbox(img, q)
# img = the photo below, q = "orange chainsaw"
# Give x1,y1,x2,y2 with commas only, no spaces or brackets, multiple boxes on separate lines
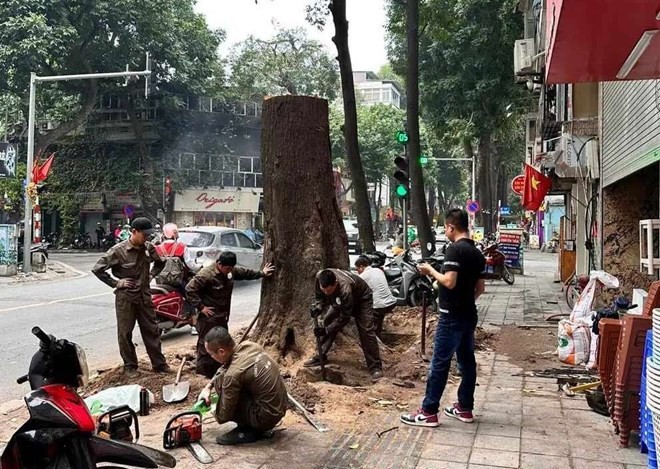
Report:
163,411,213,464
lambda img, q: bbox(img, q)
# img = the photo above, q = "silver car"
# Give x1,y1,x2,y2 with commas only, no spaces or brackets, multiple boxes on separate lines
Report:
178,226,264,271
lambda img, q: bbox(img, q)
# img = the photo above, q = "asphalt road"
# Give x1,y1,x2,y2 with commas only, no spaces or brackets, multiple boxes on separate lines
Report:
0,252,261,401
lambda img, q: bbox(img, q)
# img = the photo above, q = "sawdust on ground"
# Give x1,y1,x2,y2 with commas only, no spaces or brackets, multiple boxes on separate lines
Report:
491,324,560,371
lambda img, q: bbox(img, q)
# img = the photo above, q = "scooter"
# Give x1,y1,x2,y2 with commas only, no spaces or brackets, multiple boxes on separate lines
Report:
151,253,205,334
364,250,438,310
482,243,515,285
1,326,176,469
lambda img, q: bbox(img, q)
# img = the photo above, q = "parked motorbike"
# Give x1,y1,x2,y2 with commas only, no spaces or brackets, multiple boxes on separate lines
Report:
100,233,116,250
482,243,515,285
364,250,439,310
1,326,176,469
151,252,204,334
73,232,93,249
17,241,50,265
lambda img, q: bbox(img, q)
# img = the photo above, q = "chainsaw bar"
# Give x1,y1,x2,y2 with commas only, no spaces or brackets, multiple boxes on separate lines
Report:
188,442,213,464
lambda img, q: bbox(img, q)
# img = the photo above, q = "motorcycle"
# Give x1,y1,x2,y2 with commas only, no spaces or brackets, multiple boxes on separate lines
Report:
151,253,204,334
1,326,176,469
100,233,116,250
364,250,439,310
18,241,50,266
482,243,515,285
73,232,93,250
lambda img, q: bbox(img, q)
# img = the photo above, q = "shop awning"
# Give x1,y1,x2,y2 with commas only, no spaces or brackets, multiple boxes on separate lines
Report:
545,0,660,84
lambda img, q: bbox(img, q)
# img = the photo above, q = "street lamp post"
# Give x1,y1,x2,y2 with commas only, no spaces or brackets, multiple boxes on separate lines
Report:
22,54,151,272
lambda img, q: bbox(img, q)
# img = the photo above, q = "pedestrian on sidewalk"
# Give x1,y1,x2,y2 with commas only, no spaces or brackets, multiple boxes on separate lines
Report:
401,209,486,427
306,268,384,382
186,251,275,378
95,222,106,250
197,326,287,445
354,256,397,338
92,217,170,376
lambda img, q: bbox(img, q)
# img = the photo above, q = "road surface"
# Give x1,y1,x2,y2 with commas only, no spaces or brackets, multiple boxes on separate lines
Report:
0,252,261,401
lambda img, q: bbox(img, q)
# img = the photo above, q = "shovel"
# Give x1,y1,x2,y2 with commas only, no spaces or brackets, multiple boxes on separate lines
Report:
163,357,190,404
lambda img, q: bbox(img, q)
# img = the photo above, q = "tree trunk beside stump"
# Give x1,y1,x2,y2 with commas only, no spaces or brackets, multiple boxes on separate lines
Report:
253,95,349,358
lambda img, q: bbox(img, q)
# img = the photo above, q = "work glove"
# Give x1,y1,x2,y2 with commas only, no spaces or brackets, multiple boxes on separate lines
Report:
116,279,138,290
313,326,327,338
309,305,323,318
198,386,211,406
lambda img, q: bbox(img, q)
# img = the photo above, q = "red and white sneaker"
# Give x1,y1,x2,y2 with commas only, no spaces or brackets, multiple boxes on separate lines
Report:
443,403,474,423
400,408,440,428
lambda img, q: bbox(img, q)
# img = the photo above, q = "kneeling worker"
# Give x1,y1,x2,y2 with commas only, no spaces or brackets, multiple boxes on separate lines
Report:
197,327,287,445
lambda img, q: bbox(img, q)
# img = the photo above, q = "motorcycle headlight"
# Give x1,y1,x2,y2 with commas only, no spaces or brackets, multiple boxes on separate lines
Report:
75,344,89,387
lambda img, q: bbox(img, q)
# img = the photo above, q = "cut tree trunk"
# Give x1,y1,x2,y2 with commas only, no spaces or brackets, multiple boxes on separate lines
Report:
329,0,375,253
253,96,349,358
428,187,436,226
406,0,434,257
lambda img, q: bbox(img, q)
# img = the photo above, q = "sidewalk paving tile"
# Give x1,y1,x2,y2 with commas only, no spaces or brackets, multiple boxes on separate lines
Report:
520,453,570,469
469,448,519,468
420,443,471,462
520,436,570,456
572,459,625,469
476,423,522,438
416,461,467,469
428,429,475,446
473,434,521,452
478,410,522,426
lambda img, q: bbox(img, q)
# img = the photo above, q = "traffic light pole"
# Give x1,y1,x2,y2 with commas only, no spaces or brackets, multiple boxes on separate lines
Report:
403,145,409,250
22,55,151,272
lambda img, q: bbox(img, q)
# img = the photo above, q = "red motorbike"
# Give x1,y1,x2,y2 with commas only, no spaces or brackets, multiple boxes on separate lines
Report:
482,243,515,285
151,283,197,334
1,327,176,468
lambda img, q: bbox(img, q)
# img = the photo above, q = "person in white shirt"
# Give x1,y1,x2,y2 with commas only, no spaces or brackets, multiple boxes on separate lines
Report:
354,256,397,338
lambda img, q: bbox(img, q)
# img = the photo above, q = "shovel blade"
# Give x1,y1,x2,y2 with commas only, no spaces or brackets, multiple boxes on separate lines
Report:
162,381,190,403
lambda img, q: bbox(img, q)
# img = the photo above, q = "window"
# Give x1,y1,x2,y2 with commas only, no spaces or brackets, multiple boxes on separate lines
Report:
239,157,252,172
222,172,234,187
382,89,391,103
244,173,256,187
234,173,246,187
178,231,214,248
220,233,238,247
236,232,255,249
253,157,262,173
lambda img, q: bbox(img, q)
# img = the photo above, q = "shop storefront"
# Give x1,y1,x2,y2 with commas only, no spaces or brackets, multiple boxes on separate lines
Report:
172,188,261,229
74,191,142,234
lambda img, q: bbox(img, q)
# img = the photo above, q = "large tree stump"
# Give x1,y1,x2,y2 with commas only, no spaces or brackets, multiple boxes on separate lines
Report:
254,96,349,358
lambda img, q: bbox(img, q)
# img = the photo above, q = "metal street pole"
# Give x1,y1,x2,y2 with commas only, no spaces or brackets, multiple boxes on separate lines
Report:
22,73,37,271
22,54,151,273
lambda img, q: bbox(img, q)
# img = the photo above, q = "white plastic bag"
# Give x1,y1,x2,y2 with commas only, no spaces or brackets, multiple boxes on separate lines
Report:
570,270,620,322
557,319,591,365
84,384,153,415
586,312,599,369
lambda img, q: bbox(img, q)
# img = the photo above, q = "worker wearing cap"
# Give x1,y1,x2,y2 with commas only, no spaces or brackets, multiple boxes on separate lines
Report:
92,217,170,375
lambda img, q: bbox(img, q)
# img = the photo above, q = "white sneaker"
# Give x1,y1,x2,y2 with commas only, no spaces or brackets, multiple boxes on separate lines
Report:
190,326,198,336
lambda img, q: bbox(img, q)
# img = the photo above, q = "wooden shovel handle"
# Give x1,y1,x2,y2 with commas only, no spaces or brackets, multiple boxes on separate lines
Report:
174,357,186,385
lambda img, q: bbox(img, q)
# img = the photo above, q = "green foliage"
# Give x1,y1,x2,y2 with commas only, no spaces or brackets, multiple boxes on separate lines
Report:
0,0,225,131
229,27,339,99
0,162,26,219
329,103,406,183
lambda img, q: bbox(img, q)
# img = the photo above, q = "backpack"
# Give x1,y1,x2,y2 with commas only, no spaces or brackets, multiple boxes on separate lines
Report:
155,242,185,285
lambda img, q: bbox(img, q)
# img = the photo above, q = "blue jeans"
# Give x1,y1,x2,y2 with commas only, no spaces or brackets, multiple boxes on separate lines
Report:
422,313,477,414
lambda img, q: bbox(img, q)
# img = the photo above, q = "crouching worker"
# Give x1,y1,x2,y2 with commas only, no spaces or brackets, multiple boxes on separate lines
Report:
197,327,287,445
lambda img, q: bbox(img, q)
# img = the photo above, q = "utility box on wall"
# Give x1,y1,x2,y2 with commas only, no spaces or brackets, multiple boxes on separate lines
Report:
0,224,19,277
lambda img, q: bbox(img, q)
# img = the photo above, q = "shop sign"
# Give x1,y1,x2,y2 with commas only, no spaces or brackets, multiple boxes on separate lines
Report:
499,229,523,268
174,189,259,213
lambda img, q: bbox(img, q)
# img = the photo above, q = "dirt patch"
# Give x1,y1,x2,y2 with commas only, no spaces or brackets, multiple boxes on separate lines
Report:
491,325,561,371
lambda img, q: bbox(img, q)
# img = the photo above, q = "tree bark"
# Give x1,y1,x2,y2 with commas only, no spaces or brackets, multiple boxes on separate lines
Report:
477,132,493,232
428,186,436,226
406,0,434,257
254,96,349,358
329,0,375,253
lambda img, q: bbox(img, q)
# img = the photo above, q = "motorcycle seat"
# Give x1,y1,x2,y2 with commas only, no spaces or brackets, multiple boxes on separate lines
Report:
384,269,401,281
151,284,178,295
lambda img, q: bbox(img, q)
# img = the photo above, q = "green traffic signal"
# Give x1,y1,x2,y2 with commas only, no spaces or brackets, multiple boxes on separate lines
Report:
419,155,428,165
396,184,409,197
395,130,409,144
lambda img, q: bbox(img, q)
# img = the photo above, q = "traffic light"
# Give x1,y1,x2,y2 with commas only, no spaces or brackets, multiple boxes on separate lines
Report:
164,177,173,212
419,155,429,165
396,130,409,144
393,156,409,198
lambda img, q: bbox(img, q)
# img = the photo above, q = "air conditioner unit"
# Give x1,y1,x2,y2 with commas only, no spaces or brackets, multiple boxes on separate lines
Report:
514,39,535,75
560,133,589,168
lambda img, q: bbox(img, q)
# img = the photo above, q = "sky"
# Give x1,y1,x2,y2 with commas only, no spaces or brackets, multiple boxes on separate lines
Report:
194,0,389,73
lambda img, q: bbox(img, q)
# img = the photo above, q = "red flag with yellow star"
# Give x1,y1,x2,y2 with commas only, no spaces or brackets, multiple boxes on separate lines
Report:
522,164,551,211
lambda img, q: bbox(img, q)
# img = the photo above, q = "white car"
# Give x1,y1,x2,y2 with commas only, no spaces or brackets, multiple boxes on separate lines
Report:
178,226,264,271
